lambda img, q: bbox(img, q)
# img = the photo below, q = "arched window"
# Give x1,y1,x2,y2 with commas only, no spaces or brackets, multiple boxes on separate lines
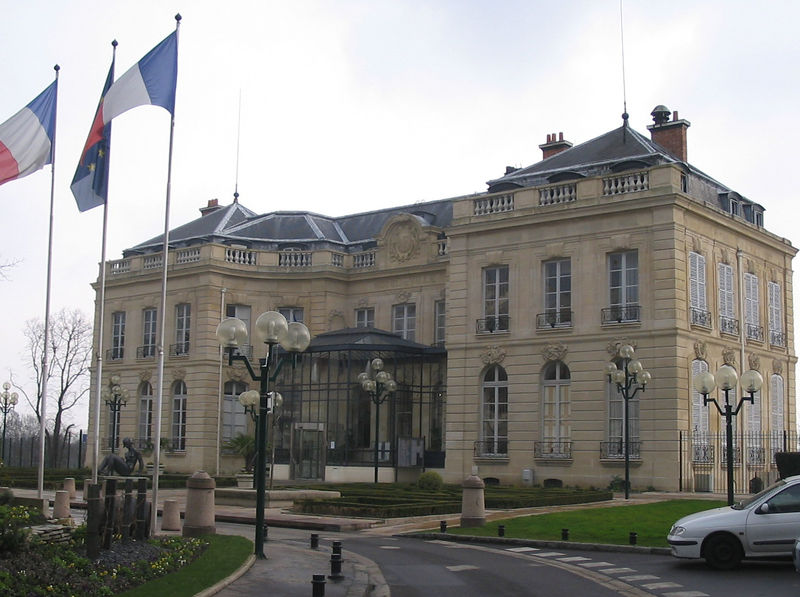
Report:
172,381,187,451
138,382,153,446
607,358,640,458
223,381,249,444
542,361,570,458
480,365,508,456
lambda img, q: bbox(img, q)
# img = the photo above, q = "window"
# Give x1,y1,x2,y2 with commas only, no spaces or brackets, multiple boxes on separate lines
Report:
392,303,416,341
480,365,508,456
226,304,251,335
175,303,190,355
768,281,784,346
718,263,737,334
543,259,571,326
222,381,248,444
138,382,153,444
689,252,709,326
279,307,304,323
744,273,761,340
483,265,509,331
691,360,711,463
745,386,762,465
771,374,785,459
541,361,570,457
142,308,157,358
111,311,125,360
171,381,187,451
608,251,638,321
355,307,374,328
607,359,639,457
434,300,446,345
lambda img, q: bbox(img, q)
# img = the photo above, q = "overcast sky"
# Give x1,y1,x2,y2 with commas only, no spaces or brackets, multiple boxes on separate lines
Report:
1,0,798,428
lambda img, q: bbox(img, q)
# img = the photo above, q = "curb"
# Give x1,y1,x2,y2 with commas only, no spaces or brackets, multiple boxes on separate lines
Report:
194,553,257,597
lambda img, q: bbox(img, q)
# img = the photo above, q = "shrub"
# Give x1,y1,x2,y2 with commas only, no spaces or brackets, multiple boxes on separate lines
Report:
0,487,12,506
417,471,443,491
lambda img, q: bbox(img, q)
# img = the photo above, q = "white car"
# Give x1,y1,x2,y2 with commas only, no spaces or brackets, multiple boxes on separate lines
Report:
667,475,800,570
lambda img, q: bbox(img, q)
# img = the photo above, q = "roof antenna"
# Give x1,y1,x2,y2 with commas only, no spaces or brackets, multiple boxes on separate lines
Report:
619,0,629,141
233,89,241,204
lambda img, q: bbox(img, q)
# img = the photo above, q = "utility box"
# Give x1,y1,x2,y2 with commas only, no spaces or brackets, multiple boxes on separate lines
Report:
521,468,533,486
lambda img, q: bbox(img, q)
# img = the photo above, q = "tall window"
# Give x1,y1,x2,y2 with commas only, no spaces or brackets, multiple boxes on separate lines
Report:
355,307,374,328
138,382,153,445
222,381,248,444
689,252,709,326
142,308,157,357
718,263,737,334
744,273,760,340
771,374,785,458
542,361,570,454
392,303,416,341
111,311,126,360
608,359,640,457
226,304,251,335
279,307,304,323
434,300,446,345
483,265,509,331
481,365,508,456
608,251,638,321
543,259,571,325
768,281,784,346
691,360,710,435
175,303,191,355
171,381,187,451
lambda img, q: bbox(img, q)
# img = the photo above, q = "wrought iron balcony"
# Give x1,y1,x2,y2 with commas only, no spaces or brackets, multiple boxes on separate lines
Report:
536,310,573,329
745,324,764,342
169,343,190,357
600,440,641,460
721,446,742,465
473,439,508,457
690,308,712,328
770,330,786,347
534,440,572,459
691,443,714,464
136,345,157,359
719,316,739,336
601,304,640,325
476,315,510,334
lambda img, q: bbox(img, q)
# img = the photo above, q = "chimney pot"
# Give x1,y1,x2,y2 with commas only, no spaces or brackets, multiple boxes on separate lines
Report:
558,132,564,141
647,105,690,162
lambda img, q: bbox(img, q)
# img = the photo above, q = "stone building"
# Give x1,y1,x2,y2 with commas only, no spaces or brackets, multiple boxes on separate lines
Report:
88,106,797,491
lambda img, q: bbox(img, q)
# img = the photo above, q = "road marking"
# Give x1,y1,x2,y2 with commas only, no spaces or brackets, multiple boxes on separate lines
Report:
643,582,683,590
379,546,401,550
506,546,539,552
662,592,709,597
557,556,591,562
599,567,637,574
579,561,614,568
534,551,565,557
446,564,479,572
621,575,660,581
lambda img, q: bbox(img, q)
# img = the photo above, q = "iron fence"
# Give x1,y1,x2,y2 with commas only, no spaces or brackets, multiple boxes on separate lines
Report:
1,429,85,469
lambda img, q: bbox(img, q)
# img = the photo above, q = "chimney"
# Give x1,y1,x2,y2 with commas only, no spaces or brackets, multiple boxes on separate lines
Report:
200,198,221,216
647,105,691,162
539,131,573,160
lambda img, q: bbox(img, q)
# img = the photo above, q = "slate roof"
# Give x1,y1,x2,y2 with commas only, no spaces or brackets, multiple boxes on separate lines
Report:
307,327,446,354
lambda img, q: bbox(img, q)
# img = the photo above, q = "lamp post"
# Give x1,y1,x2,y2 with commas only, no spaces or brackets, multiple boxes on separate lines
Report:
693,364,762,506
1,382,19,462
358,358,397,483
101,374,129,453
604,344,651,499
216,311,310,559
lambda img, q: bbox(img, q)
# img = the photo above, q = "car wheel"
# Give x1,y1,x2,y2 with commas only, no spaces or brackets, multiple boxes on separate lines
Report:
703,534,743,570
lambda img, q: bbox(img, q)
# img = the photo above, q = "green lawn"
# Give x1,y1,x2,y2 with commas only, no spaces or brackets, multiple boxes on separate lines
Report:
448,499,726,547
120,534,253,597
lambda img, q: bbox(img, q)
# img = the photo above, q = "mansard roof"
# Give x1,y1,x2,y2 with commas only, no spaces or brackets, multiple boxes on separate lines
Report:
308,327,446,354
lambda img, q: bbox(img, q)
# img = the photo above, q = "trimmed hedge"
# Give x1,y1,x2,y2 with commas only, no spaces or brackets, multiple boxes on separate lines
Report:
775,452,800,479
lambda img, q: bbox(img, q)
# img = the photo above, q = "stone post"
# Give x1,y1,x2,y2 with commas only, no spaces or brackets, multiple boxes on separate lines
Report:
460,473,486,528
161,499,181,531
183,471,216,537
63,477,77,499
53,490,71,519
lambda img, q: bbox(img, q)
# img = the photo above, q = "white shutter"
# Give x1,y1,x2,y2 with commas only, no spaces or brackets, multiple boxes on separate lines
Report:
718,263,735,318
747,389,761,433
768,282,782,334
771,374,785,431
691,360,709,433
689,253,699,309
744,273,759,326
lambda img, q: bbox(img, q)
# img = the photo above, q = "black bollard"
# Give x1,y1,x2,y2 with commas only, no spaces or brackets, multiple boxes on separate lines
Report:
328,553,344,581
440,520,447,533
629,532,637,545
561,528,569,541
310,533,320,549
332,540,342,556
498,524,505,537
86,484,101,560
312,574,326,597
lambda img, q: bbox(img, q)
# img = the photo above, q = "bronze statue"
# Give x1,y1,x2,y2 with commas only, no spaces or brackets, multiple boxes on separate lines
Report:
99,437,145,476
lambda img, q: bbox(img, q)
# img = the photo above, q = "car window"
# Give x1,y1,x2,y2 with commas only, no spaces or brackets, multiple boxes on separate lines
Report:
766,484,800,513
734,479,786,510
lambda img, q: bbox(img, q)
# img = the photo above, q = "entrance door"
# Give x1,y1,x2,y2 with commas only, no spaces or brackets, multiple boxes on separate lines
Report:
292,423,325,480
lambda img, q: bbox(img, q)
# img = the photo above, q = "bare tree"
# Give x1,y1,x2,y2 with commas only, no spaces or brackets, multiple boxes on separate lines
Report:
0,255,21,281
11,309,92,467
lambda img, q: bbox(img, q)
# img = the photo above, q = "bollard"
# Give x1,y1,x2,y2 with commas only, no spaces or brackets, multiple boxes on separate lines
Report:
498,524,505,537
440,520,447,533
328,553,344,581
53,490,71,519
460,473,486,528
312,574,326,597
63,477,77,499
562,528,569,541
161,499,181,531
629,532,637,545
331,540,342,557
183,471,216,537
310,533,320,549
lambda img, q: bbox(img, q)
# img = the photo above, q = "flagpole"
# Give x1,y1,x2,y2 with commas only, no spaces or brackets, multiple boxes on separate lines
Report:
92,41,117,485
151,13,181,535
39,64,60,498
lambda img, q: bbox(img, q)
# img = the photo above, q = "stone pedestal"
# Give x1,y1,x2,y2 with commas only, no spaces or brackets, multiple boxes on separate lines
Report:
460,474,486,528
182,471,215,537
53,490,71,519
161,499,181,531
63,478,76,499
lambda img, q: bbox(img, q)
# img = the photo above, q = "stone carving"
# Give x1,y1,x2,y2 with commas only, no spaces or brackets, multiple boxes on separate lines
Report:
722,347,737,367
690,236,702,254
693,340,707,361
172,368,186,381
139,369,153,382
480,345,506,365
542,342,568,362
357,297,369,307
748,353,760,371
773,360,783,375
396,290,413,303
606,338,637,356
386,219,421,263
227,366,248,382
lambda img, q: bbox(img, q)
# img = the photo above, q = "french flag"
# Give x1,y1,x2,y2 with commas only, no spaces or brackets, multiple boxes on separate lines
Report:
0,80,57,187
